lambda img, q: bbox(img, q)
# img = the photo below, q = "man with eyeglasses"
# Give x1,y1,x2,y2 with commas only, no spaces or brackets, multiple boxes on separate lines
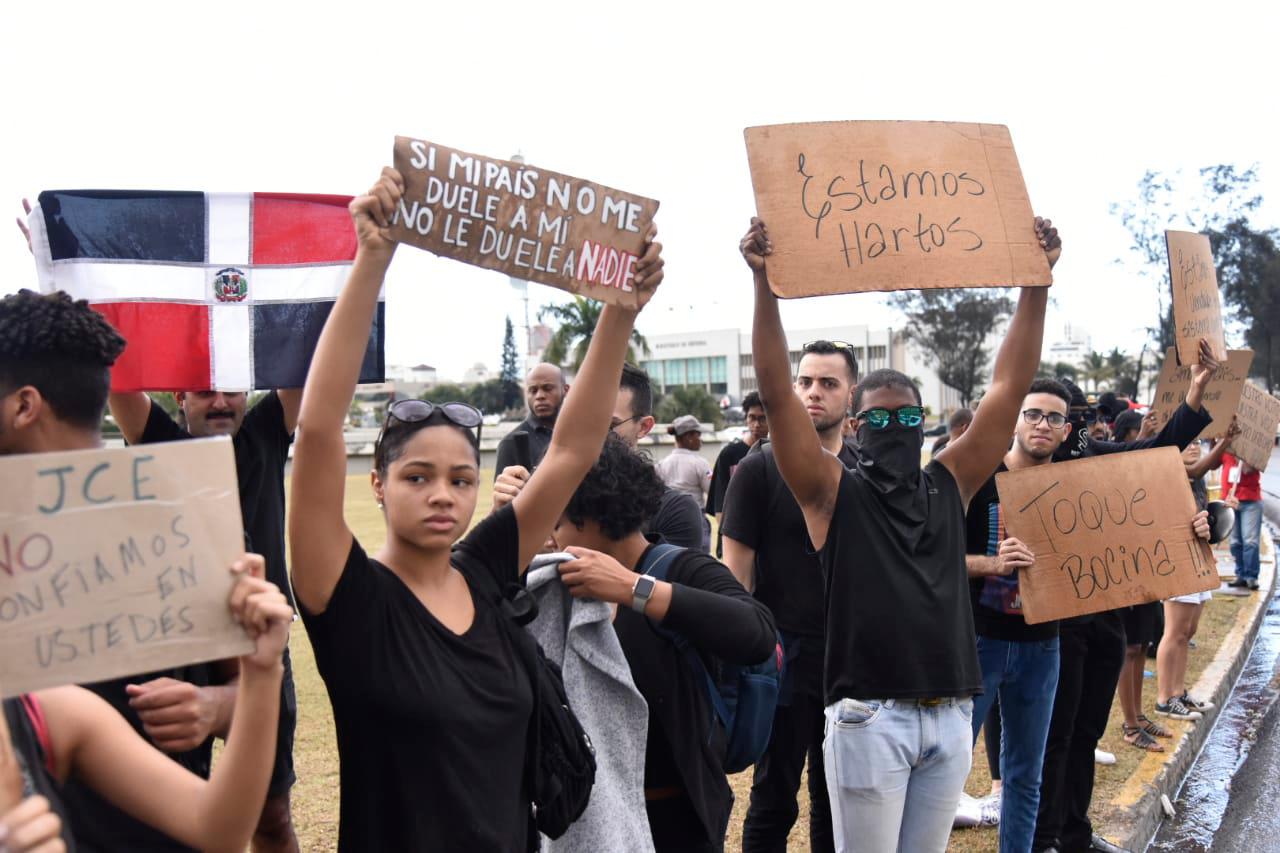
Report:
107,385,303,852
726,341,859,853
1030,358,1218,853
741,215,1060,852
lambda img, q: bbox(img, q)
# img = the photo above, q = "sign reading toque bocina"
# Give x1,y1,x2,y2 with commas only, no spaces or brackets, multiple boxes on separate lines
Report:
0,438,253,698
390,137,660,308
995,447,1218,624
744,121,1053,297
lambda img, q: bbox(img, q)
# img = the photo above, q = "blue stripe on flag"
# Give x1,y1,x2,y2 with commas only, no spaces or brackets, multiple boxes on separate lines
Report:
38,190,206,262
252,302,384,389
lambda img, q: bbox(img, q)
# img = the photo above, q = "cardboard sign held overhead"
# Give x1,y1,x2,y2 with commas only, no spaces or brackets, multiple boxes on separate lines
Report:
1233,381,1280,472
995,447,1217,624
0,439,253,698
1148,347,1253,441
390,137,660,308
743,121,1052,297
1166,230,1229,365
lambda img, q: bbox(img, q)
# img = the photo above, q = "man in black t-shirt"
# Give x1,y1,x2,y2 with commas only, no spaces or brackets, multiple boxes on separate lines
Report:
109,387,301,853
740,215,1061,852
493,362,567,476
726,343,857,853
707,391,768,558
1032,367,1216,853
493,363,704,550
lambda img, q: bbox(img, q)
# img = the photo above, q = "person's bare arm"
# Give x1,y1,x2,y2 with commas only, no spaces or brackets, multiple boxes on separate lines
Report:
41,556,290,853
1185,420,1239,481
108,392,154,445
721,536,757,592
966,538,1035,577
277,388,303,435
289,169,401,614
742,218,842,549
1184,338,1221,413
512,234,663,570
938,217,1059,504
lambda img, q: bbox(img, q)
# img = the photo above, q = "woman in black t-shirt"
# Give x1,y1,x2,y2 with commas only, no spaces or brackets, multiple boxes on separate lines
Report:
287,168,664,851
550,435,777,852
0,555,292,853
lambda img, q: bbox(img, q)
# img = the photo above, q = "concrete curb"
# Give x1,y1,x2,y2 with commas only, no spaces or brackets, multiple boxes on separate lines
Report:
1112,525,1277,851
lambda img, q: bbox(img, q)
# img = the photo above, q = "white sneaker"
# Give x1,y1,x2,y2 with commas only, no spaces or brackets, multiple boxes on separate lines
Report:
1095,748,1117,765
977,792,1001,826
953,793,982,828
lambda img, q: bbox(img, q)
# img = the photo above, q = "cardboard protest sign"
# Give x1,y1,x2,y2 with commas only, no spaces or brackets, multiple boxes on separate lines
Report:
743,121,1052,297
390,137,660,308
0,439,252,698
1166,230,1229,365
1232,381,1280,472
996,447,1217,624
1149,347,1253,441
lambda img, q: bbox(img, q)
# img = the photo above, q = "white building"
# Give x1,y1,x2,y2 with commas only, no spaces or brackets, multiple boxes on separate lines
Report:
1045,322,1091,369
640,324,963,418
387,363,439,385
463,362,493,385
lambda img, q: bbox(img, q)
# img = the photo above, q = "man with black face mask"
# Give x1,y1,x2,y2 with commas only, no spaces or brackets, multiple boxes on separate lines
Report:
741,215,1061,852
1032,351,1218,853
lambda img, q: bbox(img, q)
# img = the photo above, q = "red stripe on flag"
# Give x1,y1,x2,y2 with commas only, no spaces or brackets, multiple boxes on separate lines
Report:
94,302,211,392
251,193,356,264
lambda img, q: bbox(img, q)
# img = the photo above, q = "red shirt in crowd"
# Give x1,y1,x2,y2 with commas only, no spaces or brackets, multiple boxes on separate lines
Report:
1223,452,1262,502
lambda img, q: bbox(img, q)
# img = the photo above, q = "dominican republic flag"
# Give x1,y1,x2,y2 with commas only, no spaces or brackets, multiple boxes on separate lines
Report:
28,190,384,391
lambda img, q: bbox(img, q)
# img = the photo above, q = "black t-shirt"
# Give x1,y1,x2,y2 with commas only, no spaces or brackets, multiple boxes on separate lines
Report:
298,506,533,852
818,460,981,704
493,416,554,478
646,487,704,550
63,665,213,852
964,465,1058,642
615,546,777,844
721,441,857,638
137,393,292,601
706,439,751,516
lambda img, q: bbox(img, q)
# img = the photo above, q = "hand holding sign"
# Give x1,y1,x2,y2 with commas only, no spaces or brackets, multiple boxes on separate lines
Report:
1166,230,1229,365
349,167,407,261
226,553,293,673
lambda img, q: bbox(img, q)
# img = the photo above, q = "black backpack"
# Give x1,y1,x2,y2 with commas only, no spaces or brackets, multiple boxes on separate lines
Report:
498,582,597,847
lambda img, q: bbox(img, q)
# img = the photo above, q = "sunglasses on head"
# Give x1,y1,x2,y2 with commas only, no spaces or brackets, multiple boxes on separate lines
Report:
854,405,925,429
803,339,856,352
380,399,484,444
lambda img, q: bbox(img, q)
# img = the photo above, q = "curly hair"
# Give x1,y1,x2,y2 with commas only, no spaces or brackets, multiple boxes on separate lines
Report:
0,289,125,428
562,432,665,541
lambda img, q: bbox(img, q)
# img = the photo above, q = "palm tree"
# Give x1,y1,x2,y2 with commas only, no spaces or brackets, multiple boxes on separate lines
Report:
539,296,649,369
1104,347,1137,396
1078,350,1110,392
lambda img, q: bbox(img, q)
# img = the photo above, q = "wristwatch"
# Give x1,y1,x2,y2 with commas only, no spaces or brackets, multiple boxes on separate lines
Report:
631,575,656,614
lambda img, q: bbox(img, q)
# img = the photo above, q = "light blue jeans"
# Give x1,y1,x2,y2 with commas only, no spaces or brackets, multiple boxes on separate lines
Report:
823,697,973,853
1231,500,1263,582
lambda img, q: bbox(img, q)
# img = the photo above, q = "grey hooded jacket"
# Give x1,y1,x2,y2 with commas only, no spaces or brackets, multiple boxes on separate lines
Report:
524,565,655,853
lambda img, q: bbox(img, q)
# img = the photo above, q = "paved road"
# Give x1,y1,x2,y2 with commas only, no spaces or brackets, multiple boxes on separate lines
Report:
1148,445,1280,852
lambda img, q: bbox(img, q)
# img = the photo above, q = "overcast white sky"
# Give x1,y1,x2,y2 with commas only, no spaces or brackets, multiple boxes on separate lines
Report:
4,1,1276,381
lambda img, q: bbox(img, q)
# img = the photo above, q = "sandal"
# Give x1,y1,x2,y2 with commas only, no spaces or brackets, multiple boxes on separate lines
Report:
1138,714,1173,739
1122,723,1166,752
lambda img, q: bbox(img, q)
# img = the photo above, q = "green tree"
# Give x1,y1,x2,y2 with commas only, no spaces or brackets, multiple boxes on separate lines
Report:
500,316,522,411
1104,347,1139,396
888,289,1014,407
540,296,648,370
655,386,723,429
1209,220,1280,392
1078,350,1110,392
468,379,508,415
421,383,474,407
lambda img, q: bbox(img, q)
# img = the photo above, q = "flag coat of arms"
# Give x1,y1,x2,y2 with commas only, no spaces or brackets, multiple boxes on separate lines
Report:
28,190,384,391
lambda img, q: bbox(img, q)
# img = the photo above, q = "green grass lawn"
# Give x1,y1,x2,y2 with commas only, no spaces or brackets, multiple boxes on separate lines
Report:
284,474,1241,852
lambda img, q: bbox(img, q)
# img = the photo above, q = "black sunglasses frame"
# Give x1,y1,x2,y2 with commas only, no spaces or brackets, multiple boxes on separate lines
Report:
379,399,484,446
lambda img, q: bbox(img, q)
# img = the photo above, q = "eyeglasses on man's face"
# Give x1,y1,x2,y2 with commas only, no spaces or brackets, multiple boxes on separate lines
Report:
1023,409,1068,428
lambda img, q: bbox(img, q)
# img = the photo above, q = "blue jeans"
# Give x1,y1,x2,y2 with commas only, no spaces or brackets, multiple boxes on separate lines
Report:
1231,500,1263,581
823,697,973,852
970,636,1060,853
